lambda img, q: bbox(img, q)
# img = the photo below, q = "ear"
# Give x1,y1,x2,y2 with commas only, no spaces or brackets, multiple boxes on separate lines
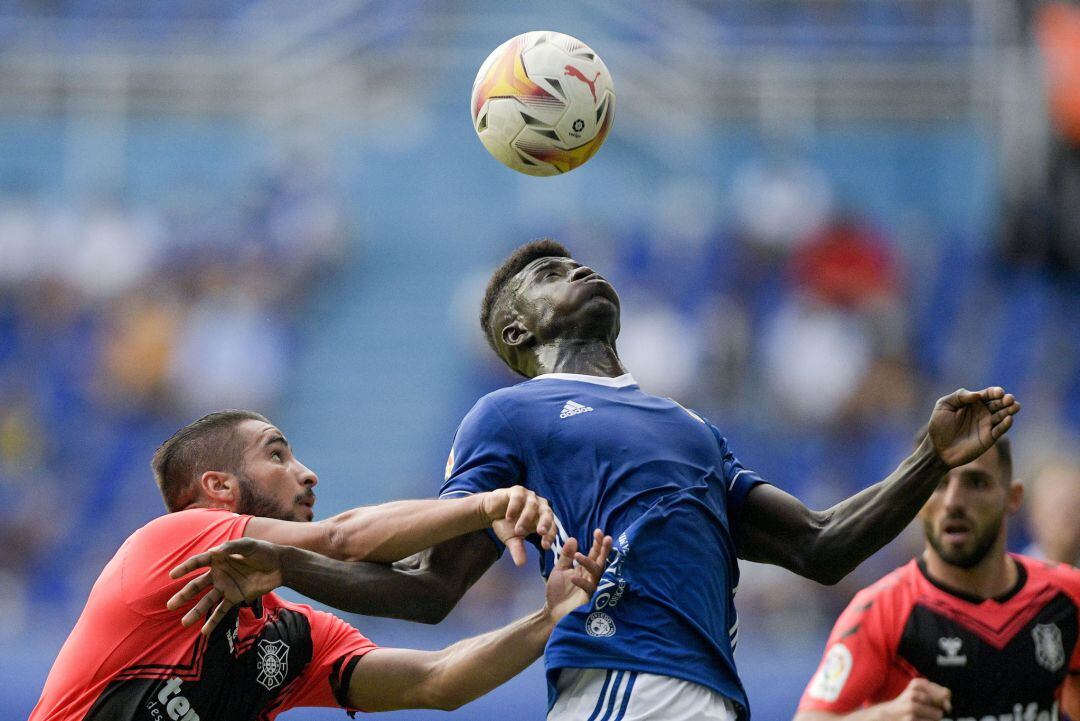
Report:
1006,479,1024,516
501,319,533,349
198,470,239,508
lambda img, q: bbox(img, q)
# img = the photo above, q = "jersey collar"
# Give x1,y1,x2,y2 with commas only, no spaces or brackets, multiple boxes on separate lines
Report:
916,555,1027,604
531,372,638,388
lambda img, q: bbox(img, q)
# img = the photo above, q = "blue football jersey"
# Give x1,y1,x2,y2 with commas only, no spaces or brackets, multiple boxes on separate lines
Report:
439,373,767,718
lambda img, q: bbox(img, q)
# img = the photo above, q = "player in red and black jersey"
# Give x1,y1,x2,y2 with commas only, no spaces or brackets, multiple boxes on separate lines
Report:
30,410,610,721
795,436,1080,721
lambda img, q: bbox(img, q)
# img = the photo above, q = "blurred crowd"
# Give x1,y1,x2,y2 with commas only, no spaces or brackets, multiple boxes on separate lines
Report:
0,158,348,636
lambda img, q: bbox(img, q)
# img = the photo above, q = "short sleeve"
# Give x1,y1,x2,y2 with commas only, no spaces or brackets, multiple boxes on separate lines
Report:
121,508,252,616
796,589,894,713
282,606,378,712
439,395,524,499
703,420,767,529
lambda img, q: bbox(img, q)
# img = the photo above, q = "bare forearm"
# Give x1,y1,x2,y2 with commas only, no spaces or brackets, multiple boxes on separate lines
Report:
812,437,948,581
423,609,553,709
324,496,489,562
279,546,457,623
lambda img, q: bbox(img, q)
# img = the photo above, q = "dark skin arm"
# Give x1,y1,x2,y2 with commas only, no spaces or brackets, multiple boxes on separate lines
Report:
168,531,497,634
279,532,496,624
737,387,1020,585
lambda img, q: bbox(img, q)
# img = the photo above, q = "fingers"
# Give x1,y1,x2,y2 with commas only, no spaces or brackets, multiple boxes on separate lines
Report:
592,532,613,569
513,493,540,537
167,570,214,611
582,530,613,573
555,537,579,571
941,386,1005,410
169,538,254,580
903,678,951,717
502,486,525,524
181,587,221,628
201,597,236,637
537,500,555,550
169,551,215,580
990,404,1020,426
990,414,1014,440
946,388,982,407
506,537,528,567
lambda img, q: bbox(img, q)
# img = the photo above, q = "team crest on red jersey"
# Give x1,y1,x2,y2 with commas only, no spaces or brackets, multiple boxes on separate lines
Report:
256,639,290,690
1032,623,1064,672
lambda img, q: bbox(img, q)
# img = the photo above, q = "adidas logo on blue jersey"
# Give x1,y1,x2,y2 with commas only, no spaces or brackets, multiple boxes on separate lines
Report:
559,400,594,419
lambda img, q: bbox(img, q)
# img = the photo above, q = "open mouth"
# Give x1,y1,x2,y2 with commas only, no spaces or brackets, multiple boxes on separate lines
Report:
941,519,971,544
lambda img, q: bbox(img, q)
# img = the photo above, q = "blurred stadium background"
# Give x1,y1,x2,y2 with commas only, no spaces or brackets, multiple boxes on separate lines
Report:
2,0,1078,719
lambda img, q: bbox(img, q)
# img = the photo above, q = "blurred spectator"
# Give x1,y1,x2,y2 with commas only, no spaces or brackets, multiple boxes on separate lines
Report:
167,279,289,415
1006,1,1080,274
1022,457,1080,565
617,292,701,400
730,156,833,257
761,213,913,428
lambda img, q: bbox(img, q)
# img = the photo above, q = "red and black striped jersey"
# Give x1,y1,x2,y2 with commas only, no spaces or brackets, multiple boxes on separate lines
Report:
30,509,377,721
798,554,1080,720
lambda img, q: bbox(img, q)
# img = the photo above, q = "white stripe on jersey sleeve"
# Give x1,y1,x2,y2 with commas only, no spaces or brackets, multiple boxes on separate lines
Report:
438,490,474,498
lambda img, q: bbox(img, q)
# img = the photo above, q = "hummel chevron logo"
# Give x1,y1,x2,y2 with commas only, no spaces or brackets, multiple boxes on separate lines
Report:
560,400,594,419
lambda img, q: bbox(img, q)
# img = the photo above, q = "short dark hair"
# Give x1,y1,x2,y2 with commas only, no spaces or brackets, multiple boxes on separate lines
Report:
914,426,1013,482
151,410,270,512
479,238,571,356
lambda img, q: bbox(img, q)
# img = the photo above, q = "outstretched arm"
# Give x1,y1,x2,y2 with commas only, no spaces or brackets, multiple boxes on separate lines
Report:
169,488,546,634
258,533,496,623
244,485,552,564
345,531,612,713
738,387,1020,585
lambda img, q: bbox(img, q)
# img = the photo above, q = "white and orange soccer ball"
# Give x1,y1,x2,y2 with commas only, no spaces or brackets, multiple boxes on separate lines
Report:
470,31,615,176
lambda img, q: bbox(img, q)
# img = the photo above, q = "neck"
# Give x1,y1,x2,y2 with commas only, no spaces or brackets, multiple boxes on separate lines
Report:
529,339,626,378
921,538,1016,600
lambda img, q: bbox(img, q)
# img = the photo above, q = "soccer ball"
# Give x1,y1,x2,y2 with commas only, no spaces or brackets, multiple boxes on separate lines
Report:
470,31,615,176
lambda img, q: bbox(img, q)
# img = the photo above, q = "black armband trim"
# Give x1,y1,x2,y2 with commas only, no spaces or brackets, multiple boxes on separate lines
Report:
330,654,365,716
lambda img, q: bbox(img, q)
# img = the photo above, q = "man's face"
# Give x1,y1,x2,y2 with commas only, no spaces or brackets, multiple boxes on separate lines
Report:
504,256,621,349
233,420,318,522
919,446,1014,568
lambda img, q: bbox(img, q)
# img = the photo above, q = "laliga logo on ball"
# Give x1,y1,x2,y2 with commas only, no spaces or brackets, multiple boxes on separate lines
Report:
470,31,615,176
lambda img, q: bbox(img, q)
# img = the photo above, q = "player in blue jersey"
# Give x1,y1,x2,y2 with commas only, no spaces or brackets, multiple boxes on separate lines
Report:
171,239,1020,720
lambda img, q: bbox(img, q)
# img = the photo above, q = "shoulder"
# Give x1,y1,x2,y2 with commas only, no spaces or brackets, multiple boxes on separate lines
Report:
843,562,918,623
132,508,250,546
1016,553,1080,599
463,385,532,421
460,381,556,430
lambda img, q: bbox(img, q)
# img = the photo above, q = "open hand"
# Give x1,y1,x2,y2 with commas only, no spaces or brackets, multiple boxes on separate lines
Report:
928,387,1020,468
544,529,613,624
166,537,287,636
483,486,556,566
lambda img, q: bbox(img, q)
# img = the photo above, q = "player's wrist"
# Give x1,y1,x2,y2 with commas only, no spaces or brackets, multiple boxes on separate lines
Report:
477,491,499,525
915,434,952,473
278,545,304,588
536,604,559,631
